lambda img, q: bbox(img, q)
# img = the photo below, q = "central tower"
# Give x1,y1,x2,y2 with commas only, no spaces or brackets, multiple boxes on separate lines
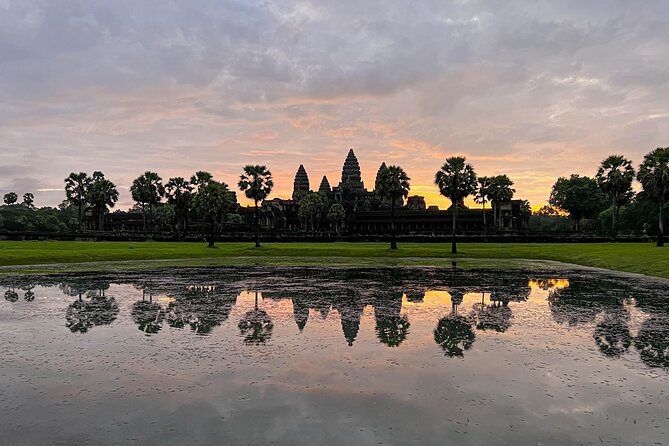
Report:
339,149,365,191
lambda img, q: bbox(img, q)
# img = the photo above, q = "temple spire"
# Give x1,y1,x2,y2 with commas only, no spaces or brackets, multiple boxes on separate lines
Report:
318,176,331,195
292,164,310,201
339,149,364,191
375,162,387,192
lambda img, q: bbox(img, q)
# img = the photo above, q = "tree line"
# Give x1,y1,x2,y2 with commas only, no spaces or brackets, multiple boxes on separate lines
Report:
543,148,669,246
61,166,274,247
1,147,667,248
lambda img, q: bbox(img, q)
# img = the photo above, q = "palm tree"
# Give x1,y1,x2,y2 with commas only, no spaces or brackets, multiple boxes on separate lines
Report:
190,171,213,191
596,155,635,239
474,176,492,235
130,171,165,233
487,175,515,231
637,147,669,247
165,177,193,239
192,180,232,247
22,193,35,208
238,165,273,248
435,156,477,254
88,171,119,230
375,165,410,249
64,172,92,230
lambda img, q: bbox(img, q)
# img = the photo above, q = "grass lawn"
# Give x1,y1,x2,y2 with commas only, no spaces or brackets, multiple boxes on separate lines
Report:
0,240,666,279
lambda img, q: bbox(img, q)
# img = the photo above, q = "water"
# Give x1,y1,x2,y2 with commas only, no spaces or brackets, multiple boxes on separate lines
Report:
1,266,667,445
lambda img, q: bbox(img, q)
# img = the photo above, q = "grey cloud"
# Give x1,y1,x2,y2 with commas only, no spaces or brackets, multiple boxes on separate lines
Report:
1,0,668,208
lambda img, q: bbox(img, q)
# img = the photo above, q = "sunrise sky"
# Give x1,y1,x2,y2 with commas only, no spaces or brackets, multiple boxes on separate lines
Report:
2,0,668,209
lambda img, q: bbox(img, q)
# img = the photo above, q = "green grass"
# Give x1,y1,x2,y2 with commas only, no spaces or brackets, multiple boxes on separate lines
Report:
0,240,666,279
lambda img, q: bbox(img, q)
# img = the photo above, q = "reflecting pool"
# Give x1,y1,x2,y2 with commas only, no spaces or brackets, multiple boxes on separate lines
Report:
1,266,668,445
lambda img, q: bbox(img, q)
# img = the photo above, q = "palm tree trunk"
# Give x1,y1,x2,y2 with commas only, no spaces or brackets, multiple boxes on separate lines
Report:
78,203,83,231
390,197,397,250
254,199,261,248
142,204,147,232
482,201,487,236
658,200,664,247
611,196,617,240
208,218,215,247
451,201,458,254
492,202,496,231
148,203,153,236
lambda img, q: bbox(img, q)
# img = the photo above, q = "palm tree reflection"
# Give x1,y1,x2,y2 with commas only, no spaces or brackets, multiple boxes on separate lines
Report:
167,285,235,335
131,287,165,335
4,287,19,302
634,316,669,370
434,288,475,357
65,286,119,334
593,307,632,358
373,291,410,348
238,291,274,345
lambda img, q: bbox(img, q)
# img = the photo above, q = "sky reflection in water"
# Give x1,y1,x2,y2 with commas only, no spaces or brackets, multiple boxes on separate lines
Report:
0,267,667,445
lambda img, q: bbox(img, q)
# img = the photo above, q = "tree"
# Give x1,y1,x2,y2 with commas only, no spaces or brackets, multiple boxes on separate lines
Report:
238,165,273,248
193,180,232,247
327,203,346,235
549,175,608,232
130,171,164,233
596,155,635,238
165,177,193,239
3,192,18,206
487,175,515,230
298,192,328,232
637,148,669,247
64,172,92,230
22,193,35,209
190,171,213,191
155,204,176,231
474,176,492,235
88,171,119,230
435,156,477,254
375,165,410,249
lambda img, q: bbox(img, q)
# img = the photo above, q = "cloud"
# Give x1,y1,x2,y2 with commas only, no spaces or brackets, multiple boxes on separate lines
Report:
1,0,668,209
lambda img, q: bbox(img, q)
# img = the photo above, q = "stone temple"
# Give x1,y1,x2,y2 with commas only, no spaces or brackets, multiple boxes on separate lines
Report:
255,148,530,234
90,148,530,235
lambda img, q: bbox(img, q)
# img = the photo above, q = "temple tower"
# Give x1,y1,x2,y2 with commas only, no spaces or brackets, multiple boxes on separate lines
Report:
374,162,387,192
339,149,365,191
292,164,310,201
318,176,331,195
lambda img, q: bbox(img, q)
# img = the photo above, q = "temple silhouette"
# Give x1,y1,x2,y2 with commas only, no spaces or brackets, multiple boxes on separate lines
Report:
260,148,529,234
83,148,529,235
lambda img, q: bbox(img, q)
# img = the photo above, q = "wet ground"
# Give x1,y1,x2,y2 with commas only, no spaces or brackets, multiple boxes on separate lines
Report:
1,266,667,445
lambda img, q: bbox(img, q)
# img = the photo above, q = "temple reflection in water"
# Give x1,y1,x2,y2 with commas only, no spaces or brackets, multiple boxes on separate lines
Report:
1,267,667,371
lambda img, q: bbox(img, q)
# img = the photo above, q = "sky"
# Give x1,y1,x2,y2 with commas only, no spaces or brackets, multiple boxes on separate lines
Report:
1,0,668,210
